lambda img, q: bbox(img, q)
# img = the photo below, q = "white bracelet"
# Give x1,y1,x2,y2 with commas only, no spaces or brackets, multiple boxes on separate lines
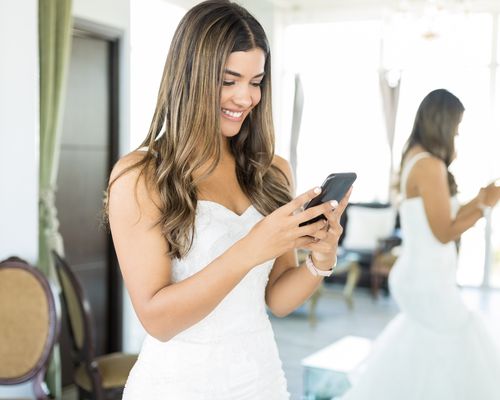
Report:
305,254,336,277
478,202,492,217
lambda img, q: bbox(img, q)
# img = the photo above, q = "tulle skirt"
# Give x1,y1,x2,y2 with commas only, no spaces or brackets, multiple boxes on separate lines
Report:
341,311,500,400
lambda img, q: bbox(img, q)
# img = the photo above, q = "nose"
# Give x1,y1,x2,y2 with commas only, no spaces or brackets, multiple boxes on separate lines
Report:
232,85,253,109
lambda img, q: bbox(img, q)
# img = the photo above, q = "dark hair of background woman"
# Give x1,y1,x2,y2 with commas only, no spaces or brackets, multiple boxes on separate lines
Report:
400,88,465,195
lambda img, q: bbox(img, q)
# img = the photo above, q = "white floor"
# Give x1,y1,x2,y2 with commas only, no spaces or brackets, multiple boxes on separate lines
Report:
270,283,500,399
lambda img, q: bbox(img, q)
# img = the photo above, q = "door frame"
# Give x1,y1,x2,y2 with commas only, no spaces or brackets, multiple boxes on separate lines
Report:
73,17,123,352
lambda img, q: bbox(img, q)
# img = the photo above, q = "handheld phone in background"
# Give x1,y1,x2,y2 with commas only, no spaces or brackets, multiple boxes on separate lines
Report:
299,172,357,227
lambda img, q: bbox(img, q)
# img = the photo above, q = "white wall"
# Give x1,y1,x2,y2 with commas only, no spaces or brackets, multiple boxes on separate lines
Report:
129,0,186,150
0,0,39,265
0,1,39,396
73,0,130,30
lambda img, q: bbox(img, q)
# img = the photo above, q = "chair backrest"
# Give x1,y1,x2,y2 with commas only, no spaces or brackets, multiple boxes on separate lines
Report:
52,251,96,366
0,257,60,399
340,202,398,251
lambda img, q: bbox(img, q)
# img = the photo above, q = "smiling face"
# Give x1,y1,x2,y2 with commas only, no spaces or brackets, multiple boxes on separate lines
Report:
220,48,266,138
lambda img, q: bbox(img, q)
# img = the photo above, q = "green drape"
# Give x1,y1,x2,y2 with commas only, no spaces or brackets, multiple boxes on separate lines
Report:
38,0,73,398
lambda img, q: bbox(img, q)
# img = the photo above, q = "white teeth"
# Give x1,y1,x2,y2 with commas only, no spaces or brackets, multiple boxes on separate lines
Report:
222,108,243,118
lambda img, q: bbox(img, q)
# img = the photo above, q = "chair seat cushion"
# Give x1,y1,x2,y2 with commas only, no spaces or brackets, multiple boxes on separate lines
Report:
74,352,137,391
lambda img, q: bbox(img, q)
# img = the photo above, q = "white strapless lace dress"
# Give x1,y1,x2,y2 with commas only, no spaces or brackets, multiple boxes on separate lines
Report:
341,154,500,400
122,201,289,400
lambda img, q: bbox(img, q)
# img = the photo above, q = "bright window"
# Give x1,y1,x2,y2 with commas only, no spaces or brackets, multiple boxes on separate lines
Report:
283,21,388,202
130,0,185,149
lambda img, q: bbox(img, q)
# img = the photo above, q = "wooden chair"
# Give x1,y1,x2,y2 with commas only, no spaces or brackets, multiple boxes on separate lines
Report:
299,250,361,326
304,203,400,324
370,236,401,299
0,257,61,400
52,252,137,400
337,203,400,293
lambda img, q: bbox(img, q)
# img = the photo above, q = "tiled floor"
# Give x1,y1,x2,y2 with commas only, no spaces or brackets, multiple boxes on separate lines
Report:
62,283,500,400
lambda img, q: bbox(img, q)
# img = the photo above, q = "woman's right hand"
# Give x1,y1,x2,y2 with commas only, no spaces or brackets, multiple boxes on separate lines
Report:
239,187,336,267
479,181,500,208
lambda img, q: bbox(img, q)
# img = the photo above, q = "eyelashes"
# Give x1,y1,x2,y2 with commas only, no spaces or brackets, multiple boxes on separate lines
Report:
222,81,262,87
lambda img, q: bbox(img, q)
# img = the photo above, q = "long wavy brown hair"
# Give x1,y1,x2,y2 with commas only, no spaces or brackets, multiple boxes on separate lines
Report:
106,0,291,258
400,88,464,195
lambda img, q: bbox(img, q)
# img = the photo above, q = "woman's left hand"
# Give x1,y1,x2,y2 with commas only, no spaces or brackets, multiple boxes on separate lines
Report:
302,187,352,269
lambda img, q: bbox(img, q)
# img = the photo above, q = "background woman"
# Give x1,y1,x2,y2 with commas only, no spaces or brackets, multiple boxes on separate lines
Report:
342,88,500,400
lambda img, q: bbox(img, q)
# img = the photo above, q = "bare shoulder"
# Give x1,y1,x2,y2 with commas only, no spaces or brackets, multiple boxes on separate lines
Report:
413,154,447,179
108,150,160,221
409,154,448,198
109,150,149,183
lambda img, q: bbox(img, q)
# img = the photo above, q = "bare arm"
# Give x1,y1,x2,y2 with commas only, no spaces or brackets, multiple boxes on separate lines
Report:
410,156,499,244
109,152,330,341
265,156,350,317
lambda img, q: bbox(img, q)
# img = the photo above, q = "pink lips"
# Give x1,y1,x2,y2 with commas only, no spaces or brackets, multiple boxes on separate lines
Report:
221,108,245,122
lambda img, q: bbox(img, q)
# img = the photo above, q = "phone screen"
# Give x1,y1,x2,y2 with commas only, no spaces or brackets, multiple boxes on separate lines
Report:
299,172,357,227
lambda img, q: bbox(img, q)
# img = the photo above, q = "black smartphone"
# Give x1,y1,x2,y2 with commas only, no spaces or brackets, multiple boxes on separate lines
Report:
299,172,357,227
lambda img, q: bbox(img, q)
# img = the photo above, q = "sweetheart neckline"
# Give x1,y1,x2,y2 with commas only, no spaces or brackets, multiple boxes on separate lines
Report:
197,199,255,217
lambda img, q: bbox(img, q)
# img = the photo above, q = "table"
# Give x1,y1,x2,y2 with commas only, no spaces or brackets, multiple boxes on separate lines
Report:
301,336,372,399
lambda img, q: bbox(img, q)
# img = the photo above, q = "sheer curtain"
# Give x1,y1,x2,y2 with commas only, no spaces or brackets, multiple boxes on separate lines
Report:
289,74,304,188
379,69,400,200
38,0,73,396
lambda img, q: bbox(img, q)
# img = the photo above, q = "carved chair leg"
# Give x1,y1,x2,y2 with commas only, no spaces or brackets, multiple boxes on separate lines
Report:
371,272,381,299
308,284,323,327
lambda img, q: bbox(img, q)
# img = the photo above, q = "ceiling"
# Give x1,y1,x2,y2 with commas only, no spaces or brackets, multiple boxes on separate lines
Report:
164,0,500,13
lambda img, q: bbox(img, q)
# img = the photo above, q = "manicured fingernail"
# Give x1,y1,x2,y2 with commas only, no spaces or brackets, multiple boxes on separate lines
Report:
314,187,321,194
330,200,338,207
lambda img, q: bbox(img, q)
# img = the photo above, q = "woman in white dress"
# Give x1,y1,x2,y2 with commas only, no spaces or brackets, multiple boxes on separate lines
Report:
106,1,351,399
341,89,500,400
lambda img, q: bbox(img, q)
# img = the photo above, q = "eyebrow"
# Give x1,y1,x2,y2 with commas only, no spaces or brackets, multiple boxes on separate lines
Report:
224,69,265,79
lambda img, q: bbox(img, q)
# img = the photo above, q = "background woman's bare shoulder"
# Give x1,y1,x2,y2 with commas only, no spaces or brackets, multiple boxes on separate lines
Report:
412,153,447,179
407,153,448,198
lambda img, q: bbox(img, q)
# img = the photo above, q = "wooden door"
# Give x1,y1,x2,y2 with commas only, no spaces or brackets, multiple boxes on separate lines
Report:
56,30,121,386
